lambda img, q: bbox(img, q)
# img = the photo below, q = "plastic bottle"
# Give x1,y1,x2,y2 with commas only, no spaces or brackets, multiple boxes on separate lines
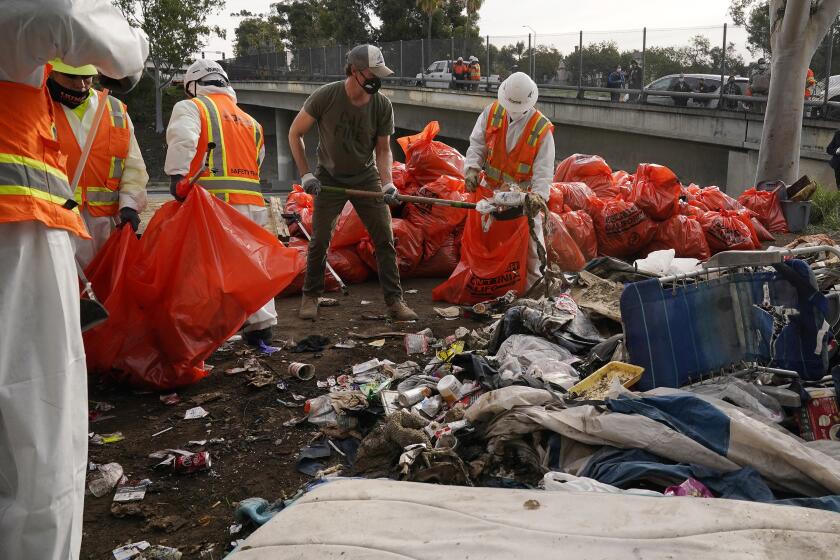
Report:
437,375,463,406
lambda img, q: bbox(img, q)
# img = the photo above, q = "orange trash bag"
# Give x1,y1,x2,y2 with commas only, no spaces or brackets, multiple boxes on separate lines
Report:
284,185,313,238
357,218,425,276
433,187,530,304
697,186,745,212
85,188,303,390
397,121,465,185
628,163,681,220
403,175,468,259
546,212,586,271
588,195,657,259
751,216,775,242
284,185,367,249
561,210,598,261
549,182,594,213
410,228,462,278
554,154,615,198
278,239,347,296
698,210,758,253
737,187,789,234
645,214,711,261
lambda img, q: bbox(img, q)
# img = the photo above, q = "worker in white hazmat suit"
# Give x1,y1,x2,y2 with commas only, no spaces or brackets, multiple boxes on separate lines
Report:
164,60,278,347
49,59,149,268
463,72,555,289
0,2,147,560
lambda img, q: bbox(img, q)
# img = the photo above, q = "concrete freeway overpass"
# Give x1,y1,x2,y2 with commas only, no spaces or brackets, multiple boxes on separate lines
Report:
234,80,838,194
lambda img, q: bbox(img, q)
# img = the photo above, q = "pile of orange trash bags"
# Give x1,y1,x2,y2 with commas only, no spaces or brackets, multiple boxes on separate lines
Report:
83,188,302,390
281,122,786,305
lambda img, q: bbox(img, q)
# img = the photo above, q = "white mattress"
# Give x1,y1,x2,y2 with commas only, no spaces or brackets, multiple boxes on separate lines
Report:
231,478,840,559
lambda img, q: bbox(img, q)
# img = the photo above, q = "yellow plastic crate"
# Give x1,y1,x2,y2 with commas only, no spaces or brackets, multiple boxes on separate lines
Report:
567,361,644,400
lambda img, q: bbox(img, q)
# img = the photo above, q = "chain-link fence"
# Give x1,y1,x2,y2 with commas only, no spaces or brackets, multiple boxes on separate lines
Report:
223,24,840,118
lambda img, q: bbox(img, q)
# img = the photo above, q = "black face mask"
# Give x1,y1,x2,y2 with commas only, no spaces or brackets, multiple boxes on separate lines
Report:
47,77,89,109
355,72,382,95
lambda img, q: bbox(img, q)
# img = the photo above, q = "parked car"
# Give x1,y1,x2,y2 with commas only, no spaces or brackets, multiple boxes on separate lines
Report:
414,60,500,91
644,73,749,109
809,74,840,119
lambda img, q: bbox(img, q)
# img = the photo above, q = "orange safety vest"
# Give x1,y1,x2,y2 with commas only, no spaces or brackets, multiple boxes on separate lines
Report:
483,101,553,189
54,90,130,217
0,72,88,237
188,93,265,206
469,63,481,80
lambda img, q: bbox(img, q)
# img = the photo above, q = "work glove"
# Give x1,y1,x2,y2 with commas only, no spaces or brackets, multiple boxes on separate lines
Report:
169,174,190,202
465,167,481,192
118,207,140,232
302,173,321,196
382,183,400,206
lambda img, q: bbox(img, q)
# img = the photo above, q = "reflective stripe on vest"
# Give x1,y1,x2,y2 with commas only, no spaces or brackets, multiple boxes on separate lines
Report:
191,95,264,204
0,155,73,200
482,102,553,189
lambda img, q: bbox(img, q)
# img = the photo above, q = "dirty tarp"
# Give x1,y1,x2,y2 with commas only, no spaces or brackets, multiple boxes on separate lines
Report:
230,478,840,560
569,271,624,323
467,386,840,498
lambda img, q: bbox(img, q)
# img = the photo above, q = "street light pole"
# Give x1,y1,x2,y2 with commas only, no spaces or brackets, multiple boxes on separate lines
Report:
523,25,536,79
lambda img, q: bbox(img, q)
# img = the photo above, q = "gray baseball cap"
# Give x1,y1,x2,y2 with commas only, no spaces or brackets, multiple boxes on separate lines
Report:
346,44,393,78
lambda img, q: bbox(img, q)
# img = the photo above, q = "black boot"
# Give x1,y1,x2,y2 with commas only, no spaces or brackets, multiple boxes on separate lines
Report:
244,327,273,347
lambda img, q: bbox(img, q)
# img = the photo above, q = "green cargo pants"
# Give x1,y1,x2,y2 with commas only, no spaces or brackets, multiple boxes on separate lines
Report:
302,180,403,304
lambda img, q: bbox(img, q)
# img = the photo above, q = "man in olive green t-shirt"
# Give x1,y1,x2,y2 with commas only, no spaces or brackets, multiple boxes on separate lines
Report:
289,44,418,321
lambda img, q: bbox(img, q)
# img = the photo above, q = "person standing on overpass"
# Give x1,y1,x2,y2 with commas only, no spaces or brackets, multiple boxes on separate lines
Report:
453,56,467,90
0,2,147,559
469,56,481,91
289,44,418,322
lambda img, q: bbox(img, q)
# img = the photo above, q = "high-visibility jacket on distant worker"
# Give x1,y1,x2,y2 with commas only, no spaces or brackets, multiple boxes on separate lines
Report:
482,101,554,190
0,71,89,238
53,89,129,217
469,63,481,81
187,93,265,206
453,62,467,77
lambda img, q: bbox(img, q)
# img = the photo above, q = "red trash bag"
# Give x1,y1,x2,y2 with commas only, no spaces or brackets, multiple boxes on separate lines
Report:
737,188,789,234
561,210,598,261
697,186,745,212
284,184,313,238
554,154,614,198
678,200,706,218
410,228,462,278
588,195,657,259
698,210,757,253
546,212,586,271
433,187,530,304
645,214,711,261
550,182,594,213
331,201,368,249
402,175,467,259
397,121,465,185
278,239,345,296
628,163,681,220
85,188,303,390
751,216,775,242
357,218,425,276
393,161,421,196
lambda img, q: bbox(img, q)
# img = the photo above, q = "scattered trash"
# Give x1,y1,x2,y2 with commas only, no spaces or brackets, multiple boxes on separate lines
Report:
360,300,373,305
257,340,282,355
799,387,840,441
173,451,212,474
664,478,714,498
434,306,461,319
225,367,248,375
90,432,125,445
334,340,358,349
405,289,418,294
159,393,181,406
361,312,387,320
112,541,150,560
151,427,174,438
89,462,124,497
113,480,150,503
368,339,386,348
184,406,210,420
567,362,644,400
404,333,429,354
289,335,330,353
319,297,339,307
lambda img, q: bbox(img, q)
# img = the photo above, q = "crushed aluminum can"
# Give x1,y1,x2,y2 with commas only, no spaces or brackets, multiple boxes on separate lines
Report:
173,451,211,474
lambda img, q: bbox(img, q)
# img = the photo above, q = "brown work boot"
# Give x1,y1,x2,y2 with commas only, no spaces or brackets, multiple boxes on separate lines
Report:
388,299,419,321
299,295,319,320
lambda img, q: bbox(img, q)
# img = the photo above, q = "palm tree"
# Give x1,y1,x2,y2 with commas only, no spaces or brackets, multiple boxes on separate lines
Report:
417,0,443,67
464,0,483,56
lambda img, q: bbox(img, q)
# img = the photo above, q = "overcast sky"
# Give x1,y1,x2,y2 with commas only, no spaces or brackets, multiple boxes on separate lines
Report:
204,0,750,60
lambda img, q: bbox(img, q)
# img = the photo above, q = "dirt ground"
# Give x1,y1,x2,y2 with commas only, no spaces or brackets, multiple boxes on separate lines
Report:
80,278,482,559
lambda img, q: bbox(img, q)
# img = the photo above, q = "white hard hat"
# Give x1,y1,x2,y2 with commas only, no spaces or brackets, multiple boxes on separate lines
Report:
497,72,538,114
469,56,478,62
184,59,229,92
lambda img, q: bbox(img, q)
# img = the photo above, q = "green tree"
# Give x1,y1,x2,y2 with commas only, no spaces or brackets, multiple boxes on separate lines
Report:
417,0,444,63
730,0,772,56
234,16,285,57
273,0,371,52
113,0,226,133
564,41,621,86
463,0,483,53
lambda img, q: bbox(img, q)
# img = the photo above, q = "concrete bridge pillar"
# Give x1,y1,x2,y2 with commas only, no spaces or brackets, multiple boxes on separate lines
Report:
275,108,297,188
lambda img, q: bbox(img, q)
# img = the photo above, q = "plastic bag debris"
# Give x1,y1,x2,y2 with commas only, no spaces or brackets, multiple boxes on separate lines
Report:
545,212,586,272
397,121,465,185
